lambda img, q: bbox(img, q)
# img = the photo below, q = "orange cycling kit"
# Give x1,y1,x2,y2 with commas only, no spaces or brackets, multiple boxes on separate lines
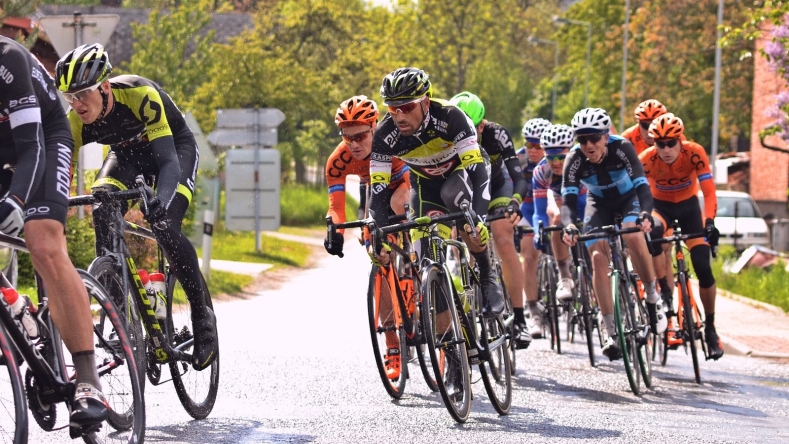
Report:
326,141,409,231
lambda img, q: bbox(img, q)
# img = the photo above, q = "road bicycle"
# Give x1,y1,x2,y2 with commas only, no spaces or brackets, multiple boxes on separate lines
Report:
69,178,219,419
0,232,144,443
568,238,603,367
536,222,565,354
577,225,653,395
325,212,439,399
651,225,709,384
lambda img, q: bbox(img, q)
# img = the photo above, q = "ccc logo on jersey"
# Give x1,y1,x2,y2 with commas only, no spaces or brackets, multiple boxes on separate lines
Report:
139,95,162,125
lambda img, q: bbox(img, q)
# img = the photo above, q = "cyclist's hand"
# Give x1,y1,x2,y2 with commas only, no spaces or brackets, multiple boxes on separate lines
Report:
0,196,23,237
324,231,344,257
637,211,653,233
363,226,390,266
505,199,522,226
142,195,168,223
562,224,579,246
463,221,489,248
705,218,720,252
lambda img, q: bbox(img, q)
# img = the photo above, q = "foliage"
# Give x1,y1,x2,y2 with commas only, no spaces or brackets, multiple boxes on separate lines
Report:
280,182,358,227
201,221,312,267
713,245,789,312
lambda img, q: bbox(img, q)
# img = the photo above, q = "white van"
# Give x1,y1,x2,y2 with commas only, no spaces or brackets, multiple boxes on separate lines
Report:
699,190,770,249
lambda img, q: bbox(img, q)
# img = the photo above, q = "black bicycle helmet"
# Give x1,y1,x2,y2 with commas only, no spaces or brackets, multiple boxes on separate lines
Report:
56,43,113,92
380,67,432,106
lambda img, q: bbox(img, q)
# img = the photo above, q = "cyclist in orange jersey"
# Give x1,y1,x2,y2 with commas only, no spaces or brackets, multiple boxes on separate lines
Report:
622,99,685,155
640,113,723,360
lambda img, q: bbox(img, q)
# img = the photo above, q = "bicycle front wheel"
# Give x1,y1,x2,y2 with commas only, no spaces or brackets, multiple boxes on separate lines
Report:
540,258,561,354
0,323,27,443
478,317,512,415
166,275,220,419
678,272,701,384
421,264,470,423
367,265,407,399
634,293,653,388
578,262,596,367
613,273,641,395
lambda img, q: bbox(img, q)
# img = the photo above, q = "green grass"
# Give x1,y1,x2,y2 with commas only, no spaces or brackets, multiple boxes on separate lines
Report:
281,182,359,227
171,269,253,305
199,227,311,268
713,245,789,312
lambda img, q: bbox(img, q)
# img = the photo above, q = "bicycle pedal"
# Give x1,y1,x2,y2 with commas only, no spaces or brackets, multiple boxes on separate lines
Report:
69,422,102,439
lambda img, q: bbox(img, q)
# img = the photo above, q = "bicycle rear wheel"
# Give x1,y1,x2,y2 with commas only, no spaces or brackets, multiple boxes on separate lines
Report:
540,258,561,354
0,323,27,443
421,264,470,423
80,269,145,443
578,262,596,367
165,275,219,419
613,273,641,395
367,265,407,399
478,316,512,415
87,257,147,391
678,272,701,384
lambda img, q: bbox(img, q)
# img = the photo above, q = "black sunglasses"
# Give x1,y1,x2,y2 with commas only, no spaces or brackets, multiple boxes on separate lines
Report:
639,121,652,130
655,139,679,149
577,134,604,145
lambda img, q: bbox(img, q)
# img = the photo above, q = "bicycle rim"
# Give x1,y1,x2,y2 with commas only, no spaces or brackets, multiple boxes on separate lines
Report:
579,264,596,367
166,275,220,419
548,265,561,354
0,323,27,443
679,274,701,384
421,264,470,423
634,295,653,388
367,265,407,398
478,317,512,415
613,275,640,395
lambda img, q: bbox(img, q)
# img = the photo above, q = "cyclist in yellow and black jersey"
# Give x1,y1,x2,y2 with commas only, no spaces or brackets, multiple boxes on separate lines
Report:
56,43,217,371
367,67,504,316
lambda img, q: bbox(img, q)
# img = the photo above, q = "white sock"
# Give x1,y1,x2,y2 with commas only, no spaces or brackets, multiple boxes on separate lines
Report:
644,279,660,304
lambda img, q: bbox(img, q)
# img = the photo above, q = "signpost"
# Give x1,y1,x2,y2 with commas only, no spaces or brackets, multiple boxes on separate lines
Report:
38,13,120,218
208,108,285,252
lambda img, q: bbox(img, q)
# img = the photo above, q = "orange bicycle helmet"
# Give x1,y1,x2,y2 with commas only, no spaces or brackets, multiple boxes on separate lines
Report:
648,113,684,139
634,99,667,122
335,95,380,128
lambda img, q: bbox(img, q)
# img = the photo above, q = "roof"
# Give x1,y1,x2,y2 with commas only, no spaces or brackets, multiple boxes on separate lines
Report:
36,5,252,67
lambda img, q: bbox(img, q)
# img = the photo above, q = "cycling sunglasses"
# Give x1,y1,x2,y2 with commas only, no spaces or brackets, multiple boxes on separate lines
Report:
525,139,542,149
655,139,679,149
545,153,567,162
62,82,102,104
639,120,652,130
341,128,373,144
387,98,423,114
577,134,604,145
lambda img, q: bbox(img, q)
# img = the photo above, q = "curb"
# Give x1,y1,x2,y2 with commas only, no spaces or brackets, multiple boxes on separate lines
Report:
719,334,789,360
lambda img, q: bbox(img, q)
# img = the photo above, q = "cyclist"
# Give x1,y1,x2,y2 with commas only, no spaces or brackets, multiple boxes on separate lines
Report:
366,67,504,320
621,99,686,156
640,113,723,360
561,108,667,361
56,43,218,371
516,117,551,339
324,95,410,378
0,36,109,429
532,124,587,304
450,91,532,349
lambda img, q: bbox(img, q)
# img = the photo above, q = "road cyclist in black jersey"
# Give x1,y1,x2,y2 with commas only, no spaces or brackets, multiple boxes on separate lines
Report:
0,36,111,431
449,91,532,349
560,108,667,361
366,67,505,319
56,43,218,372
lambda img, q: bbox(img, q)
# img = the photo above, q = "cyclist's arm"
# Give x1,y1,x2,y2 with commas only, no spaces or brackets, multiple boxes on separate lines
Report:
560,149,581,227
532,166,550,228
369,146,393,229
136,87,180,208
325,151,348,232
497,127,527,203
455,136,489,222
358,181,367,220
692,144,717,220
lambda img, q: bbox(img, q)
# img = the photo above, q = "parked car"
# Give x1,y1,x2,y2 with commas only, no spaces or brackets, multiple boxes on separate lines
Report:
699,190,770,250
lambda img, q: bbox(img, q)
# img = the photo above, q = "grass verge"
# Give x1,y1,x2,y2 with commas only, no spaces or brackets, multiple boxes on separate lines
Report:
713,245,789,312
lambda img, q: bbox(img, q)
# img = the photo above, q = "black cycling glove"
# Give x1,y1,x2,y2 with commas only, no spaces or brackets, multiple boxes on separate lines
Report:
638,211,654,228
324,231,344,257
704,218,720,247
505,200,523,220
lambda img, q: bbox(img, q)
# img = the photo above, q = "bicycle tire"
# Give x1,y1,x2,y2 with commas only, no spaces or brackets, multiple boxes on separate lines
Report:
633,293,653,388
421,264,470,423
678,272,701,384
165,274,219,419
367,265,407,399
613,273,641,395
478,316,512,415
79,269,145,443
0,323,28,443
87,257,147,391
494,252,517,376
578,261,596,367
545,259,561,354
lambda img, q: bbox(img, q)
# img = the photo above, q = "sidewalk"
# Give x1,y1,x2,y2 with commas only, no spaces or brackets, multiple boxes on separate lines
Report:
693,280,789,359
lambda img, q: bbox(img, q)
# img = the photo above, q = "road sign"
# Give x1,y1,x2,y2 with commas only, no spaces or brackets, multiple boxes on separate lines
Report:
225,149,281,231
216,108,285,129
206,127,278,147
38,14,120,57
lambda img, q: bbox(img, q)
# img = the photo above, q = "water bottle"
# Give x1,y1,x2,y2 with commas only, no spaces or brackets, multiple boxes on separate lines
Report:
1,287,38,339
138,270,167,320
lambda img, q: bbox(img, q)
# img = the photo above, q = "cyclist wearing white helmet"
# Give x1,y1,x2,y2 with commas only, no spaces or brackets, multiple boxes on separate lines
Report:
532,124,588,304
515,117,550,338
560,108,666,361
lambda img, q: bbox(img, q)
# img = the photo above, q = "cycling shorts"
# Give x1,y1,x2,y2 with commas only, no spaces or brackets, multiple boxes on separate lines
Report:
21,120,73,225
651,196,707,250
583,192,642,247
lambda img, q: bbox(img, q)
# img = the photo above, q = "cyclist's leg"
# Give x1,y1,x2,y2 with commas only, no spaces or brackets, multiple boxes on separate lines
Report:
549,196,573,300
25,136,108,425
518,214,541,337
649,208,674,306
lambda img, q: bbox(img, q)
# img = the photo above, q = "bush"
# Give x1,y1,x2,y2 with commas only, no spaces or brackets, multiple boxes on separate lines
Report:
281,182,358,226
713,245,789,312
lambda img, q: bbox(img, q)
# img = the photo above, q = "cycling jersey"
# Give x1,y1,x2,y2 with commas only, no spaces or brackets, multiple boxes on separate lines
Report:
532,158,587,228
517,156,539,228
622,124,687,155
561,135,653,227
0,37,73,223
479,122,527,205
369,99,488,228
325,141,409,230
639,140,717,221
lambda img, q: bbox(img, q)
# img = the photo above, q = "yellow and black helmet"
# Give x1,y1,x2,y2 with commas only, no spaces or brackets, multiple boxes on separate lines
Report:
55,43,113,92
380,67,432,106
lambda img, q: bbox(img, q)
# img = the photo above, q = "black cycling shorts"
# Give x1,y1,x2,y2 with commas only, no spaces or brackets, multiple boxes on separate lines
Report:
583,192,642,247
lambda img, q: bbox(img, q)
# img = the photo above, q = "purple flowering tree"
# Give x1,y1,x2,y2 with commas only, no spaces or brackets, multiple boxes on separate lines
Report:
763,17,789,143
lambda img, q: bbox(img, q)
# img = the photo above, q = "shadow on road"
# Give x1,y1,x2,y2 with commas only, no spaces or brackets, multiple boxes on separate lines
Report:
144,418,317,443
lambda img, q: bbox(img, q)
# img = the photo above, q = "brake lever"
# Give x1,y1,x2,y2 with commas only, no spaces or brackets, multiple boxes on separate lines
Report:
460,202,477,239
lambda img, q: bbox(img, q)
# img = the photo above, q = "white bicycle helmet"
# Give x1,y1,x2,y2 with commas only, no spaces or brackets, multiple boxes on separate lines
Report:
540,124,575,150
571,108,611,135
521,118,552,140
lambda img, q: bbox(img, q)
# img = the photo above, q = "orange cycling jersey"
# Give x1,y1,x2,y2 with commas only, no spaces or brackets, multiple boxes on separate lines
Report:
623,124,687,155
639,140,717,221
326,141,409,231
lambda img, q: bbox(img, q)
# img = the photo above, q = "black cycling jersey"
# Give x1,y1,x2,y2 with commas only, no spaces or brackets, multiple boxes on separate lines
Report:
369,99,488,228
68,75,195,209
560,135,652,227
479,121,527,203
0,37,73,214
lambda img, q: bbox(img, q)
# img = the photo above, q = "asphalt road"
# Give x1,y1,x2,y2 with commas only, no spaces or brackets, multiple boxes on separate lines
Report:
20,243,789,443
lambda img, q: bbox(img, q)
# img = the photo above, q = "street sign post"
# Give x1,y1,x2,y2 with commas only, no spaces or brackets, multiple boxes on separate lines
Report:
208,108,285,251
38,12,120,218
